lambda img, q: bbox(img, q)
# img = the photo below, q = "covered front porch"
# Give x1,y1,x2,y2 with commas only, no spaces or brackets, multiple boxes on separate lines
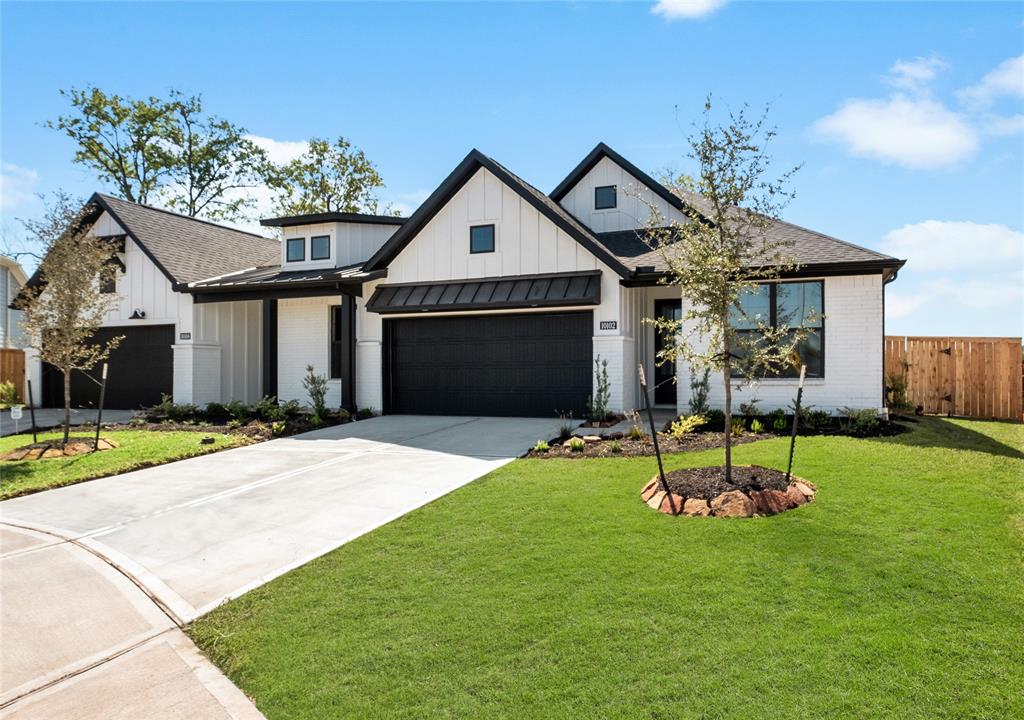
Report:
189,264,383,412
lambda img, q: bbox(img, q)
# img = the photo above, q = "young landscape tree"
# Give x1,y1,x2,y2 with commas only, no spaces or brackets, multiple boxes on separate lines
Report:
18,196,123,441
272,136,387,216
645,99,811,483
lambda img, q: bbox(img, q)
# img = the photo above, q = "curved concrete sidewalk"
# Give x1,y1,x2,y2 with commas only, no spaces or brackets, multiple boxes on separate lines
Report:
0,525,262,719
0,415,558,718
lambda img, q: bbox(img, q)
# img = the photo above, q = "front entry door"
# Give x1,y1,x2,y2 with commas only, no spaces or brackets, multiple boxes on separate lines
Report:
653,299,682,405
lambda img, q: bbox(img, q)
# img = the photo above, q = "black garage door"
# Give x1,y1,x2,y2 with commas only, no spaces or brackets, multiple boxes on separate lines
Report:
384,311,593,417
43,325,174,409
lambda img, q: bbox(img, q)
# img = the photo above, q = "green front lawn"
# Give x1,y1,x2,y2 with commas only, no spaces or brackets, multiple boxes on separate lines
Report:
190,417,1024,719
0,430,245,500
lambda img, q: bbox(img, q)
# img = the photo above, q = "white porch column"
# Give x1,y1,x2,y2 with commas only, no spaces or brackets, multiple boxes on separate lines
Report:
172,343,221,406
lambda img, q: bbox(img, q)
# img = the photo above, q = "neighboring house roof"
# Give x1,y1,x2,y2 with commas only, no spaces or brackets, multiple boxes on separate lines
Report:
189,262,384,301
260,211,406,228
93,194,280,287
363,149,633,278
552,142,904,280
0,256,29,287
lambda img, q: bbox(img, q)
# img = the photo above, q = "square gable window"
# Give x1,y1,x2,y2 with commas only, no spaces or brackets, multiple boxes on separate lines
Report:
286,237,305,262
595,185,617,210
311,235,331,261
470,224,495,254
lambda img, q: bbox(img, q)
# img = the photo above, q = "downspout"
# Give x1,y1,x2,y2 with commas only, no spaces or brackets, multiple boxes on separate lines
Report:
882,269,900,415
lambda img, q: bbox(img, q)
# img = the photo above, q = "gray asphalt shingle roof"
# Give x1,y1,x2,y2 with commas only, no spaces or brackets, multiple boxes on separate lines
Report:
96,194,280,285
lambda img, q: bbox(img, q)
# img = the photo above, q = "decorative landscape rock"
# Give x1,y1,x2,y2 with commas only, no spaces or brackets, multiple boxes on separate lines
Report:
639,467,817,518
1,437,117,462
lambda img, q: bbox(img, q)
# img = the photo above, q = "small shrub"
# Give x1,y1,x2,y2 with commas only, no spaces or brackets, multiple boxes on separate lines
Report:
739,399,762,417
225,400,252,422
704,408,725,430
355,407,375,421
226,418,243,429
310,414,324,428
609,439,622,453
805,409,832,432
568,437,586,453
886,367,913,413
750,418,765,434
205,402,229,420
731,419,745,436
839,406,880,437
688,368,710,415
254,396,287,422
337,408,352,423
302,365,328,418
624,410,645,440
765,408,786,427
0,380,20,407
668,414,705,440
585,357,611,423
772,417,788,432
556,411,575,441
129,416,146,426
271,420,286,436
533,439,550,453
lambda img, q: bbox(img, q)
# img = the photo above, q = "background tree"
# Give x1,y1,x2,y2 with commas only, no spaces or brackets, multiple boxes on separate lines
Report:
159,91,275,221
273,136,386,216
48,87,174,204
18,197,122,441
645,99,809,482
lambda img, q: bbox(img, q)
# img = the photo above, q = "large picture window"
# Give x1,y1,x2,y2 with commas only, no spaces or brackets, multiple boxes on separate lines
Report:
729,280,824,378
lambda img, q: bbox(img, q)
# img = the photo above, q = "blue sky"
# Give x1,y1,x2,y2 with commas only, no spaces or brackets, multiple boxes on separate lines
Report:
2,0,1021,336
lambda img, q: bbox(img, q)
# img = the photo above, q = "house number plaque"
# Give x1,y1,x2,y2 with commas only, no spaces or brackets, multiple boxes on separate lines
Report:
599,321,617,330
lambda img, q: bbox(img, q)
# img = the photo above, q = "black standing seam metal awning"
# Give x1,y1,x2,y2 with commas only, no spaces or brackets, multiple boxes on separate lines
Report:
366,270,601,314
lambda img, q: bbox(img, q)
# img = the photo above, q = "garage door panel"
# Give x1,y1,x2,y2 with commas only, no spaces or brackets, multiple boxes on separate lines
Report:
42,325,174,409
385,312,592,417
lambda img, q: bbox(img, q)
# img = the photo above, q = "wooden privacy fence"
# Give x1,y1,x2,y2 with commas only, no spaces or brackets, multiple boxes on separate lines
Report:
0,348,26,402
885,336,1022,421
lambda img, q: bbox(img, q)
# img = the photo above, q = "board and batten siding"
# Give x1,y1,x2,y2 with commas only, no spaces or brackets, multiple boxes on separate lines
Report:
280,221,398,270
356,166,638,413
557,156,687,233
89,210,262,405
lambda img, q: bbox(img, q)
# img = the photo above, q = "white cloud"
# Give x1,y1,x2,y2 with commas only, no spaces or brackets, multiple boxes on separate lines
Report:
923,274,1023,311
0,163,39,211
880,220,1023,273
385,188,430,217
885,290,928,319
813,95,977,169
983,113,1024,136
651,0,728,20
246,135,308,165
887,55,948,92
956,54,1024,109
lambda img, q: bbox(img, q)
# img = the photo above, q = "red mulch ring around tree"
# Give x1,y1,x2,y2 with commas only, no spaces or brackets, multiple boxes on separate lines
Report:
2,436,119,462
641,465,817,518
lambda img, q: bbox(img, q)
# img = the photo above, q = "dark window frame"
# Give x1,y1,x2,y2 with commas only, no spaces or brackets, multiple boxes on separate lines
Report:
310,235,331,261
594,185,617,210
99,265,117,294
469,224,495,254
286,237,305,262
730,280,825,379
329,305,344,379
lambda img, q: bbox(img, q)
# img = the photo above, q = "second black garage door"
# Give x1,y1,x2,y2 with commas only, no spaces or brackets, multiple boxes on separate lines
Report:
384,311,592,417
42,325,174,409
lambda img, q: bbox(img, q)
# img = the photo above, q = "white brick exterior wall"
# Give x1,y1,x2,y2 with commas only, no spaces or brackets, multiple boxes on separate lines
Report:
693,274,885,414
277,297,343,409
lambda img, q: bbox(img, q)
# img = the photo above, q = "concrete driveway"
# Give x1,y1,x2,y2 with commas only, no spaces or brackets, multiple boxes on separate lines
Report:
0,415,558,718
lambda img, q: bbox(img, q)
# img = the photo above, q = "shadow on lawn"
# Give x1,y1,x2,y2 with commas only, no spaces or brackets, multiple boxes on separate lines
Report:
876,416,1024,460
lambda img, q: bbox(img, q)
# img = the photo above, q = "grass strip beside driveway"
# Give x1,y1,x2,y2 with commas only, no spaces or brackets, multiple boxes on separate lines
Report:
0,430,245,500
190,417,1024,719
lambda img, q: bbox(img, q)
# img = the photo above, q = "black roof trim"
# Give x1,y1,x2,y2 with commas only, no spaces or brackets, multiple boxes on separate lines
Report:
550,142,697,218
260,211,407,228
366,270,601,315
363,149,632,278
620,259,907,287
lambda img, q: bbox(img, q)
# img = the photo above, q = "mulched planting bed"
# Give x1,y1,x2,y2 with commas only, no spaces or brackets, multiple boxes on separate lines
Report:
641,464,817,518
663,464,789,501
528,431,771,458
2,436,118,461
